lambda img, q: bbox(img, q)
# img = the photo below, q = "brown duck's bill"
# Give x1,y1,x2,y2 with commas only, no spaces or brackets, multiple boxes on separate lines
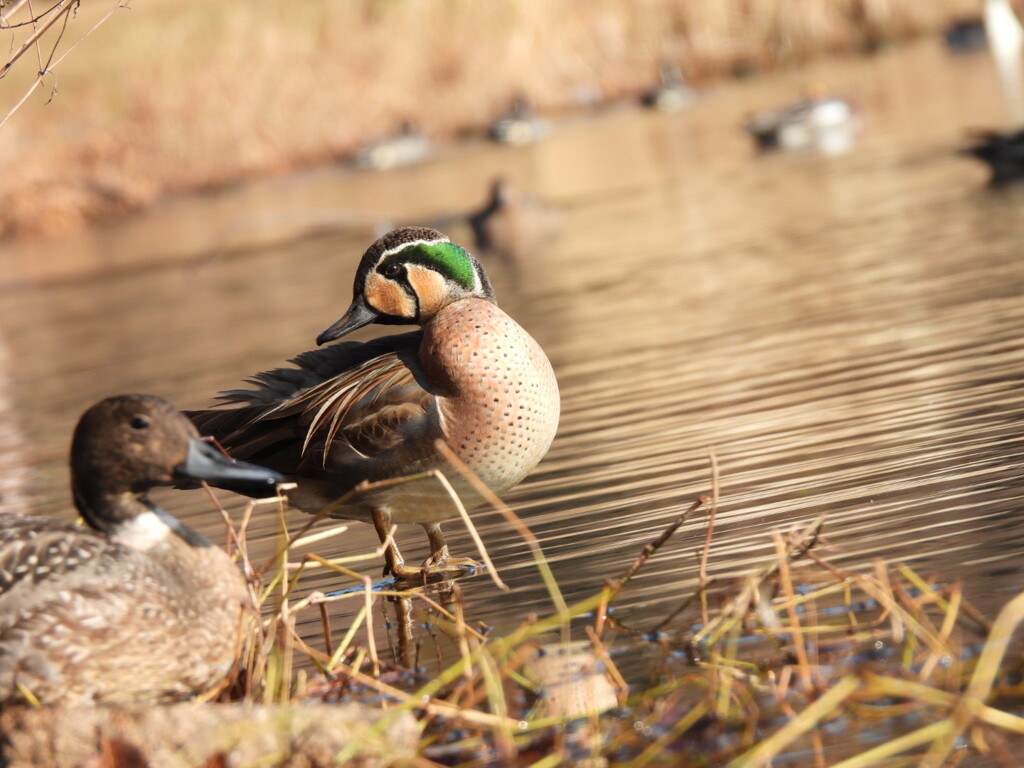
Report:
175,437,283,496
316,295,380,346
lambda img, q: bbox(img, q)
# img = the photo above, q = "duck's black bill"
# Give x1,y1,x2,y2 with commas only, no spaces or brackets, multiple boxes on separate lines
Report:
316,295,379,346
175,437,283,497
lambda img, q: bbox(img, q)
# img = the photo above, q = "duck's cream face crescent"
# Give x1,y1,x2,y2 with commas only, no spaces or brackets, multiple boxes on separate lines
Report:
364,263,451,319
404,264,449,316
364,271,416,318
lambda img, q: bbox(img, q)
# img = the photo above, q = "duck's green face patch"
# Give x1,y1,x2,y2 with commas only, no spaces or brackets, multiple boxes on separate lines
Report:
388,241,477,291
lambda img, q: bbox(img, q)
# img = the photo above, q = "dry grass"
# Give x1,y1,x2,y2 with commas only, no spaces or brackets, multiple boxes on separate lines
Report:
200,457,1024,767
0,0,984,238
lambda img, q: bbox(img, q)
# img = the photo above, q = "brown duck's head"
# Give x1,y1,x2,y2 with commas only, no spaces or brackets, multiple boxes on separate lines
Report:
316,227,497,346
70,395,281,532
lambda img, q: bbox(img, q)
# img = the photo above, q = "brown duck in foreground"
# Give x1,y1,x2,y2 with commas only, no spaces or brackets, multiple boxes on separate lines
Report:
0,395,282,707
190,227,560,580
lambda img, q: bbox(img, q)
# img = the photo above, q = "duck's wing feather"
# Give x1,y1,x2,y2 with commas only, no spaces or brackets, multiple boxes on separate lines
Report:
188,332,434,477
0,517,111,599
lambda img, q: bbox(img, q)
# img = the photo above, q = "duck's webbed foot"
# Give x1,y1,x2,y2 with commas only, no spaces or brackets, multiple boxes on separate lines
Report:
422,524,480,574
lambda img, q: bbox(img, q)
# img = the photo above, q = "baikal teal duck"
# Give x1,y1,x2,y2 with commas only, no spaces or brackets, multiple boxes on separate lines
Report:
190,227,560,580
0,395,282,707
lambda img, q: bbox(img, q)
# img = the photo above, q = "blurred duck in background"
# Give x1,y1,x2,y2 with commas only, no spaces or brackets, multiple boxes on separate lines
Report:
354,121,432,170
468,177,563,266
960,0,1024,182
641,63,696,113
488,96,550,146
744,88,860,155
944,16,989,53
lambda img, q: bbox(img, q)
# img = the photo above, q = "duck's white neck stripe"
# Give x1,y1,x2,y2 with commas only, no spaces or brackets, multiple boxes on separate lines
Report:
110,505,187,552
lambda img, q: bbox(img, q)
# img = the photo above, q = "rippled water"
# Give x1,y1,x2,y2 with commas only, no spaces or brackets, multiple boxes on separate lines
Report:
1,40,1023,689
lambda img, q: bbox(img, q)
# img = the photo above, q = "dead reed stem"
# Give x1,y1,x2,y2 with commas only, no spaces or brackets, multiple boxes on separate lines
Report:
597,496,706,636
774,531,813,692
698,448,719,585
435,439,570,641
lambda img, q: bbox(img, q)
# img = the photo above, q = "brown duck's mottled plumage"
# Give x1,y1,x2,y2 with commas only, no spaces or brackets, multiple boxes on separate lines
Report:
0,395,281,707
189,227,560,578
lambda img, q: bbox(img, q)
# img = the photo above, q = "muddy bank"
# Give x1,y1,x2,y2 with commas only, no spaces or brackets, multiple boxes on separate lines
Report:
0,0,982,239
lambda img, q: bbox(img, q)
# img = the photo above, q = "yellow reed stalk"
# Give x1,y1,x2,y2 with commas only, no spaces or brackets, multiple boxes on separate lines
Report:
290,522,349,548
364,575,379,678
329,602,369,671
584,625,629,702
728,675,860,768
828,720,953,768
414,591,490,642
435,439,570,642
698,448,719,586
430,467,508,591
625,702,710,768
918,581,963,682
775,531,813,691
919,589,1024,768
478,649,516,761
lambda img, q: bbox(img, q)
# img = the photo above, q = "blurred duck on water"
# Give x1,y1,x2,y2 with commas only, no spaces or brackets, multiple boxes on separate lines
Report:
468,177,563,266
744,89,860,155
353,121,432,171
488,96,550,146
959,0,1024,181
640,63,696,113
190,227,560,581
0,395,282,707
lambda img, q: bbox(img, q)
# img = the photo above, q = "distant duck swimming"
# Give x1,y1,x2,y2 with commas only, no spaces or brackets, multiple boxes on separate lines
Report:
641,63,696,113
488,96,551,146
354,121,433,171
190,227,560,581
0,395,282,707
744,90,859,155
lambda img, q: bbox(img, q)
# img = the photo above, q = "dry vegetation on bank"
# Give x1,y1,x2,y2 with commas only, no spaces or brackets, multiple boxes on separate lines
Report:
9,494,1024,766
6,473,1024,767
0,0,983,239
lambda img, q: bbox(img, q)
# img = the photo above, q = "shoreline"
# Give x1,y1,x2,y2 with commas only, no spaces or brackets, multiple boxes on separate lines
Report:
0,0,984,241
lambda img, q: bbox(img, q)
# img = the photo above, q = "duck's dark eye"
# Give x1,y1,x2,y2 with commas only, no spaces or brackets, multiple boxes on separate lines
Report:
130,416,150,430
382,262,402,279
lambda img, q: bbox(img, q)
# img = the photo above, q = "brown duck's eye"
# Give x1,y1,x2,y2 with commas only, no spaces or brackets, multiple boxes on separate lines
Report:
130,416,150,430
382,262,402,278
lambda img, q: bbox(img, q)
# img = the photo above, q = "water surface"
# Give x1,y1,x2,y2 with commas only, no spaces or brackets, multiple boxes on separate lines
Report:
1,41,1022,680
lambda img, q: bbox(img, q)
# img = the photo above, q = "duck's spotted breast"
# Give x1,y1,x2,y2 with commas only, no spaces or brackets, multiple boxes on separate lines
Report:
422,298,559,493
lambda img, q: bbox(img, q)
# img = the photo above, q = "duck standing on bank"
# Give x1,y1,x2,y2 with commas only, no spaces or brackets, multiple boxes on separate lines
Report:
190,227,560,580
0,395,282,707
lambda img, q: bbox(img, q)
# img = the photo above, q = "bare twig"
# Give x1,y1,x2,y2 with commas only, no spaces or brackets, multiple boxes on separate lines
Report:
2,1,127,128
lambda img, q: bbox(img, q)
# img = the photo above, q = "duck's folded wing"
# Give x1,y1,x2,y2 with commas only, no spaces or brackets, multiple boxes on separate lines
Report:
0,518,109,599
187,332,433,473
